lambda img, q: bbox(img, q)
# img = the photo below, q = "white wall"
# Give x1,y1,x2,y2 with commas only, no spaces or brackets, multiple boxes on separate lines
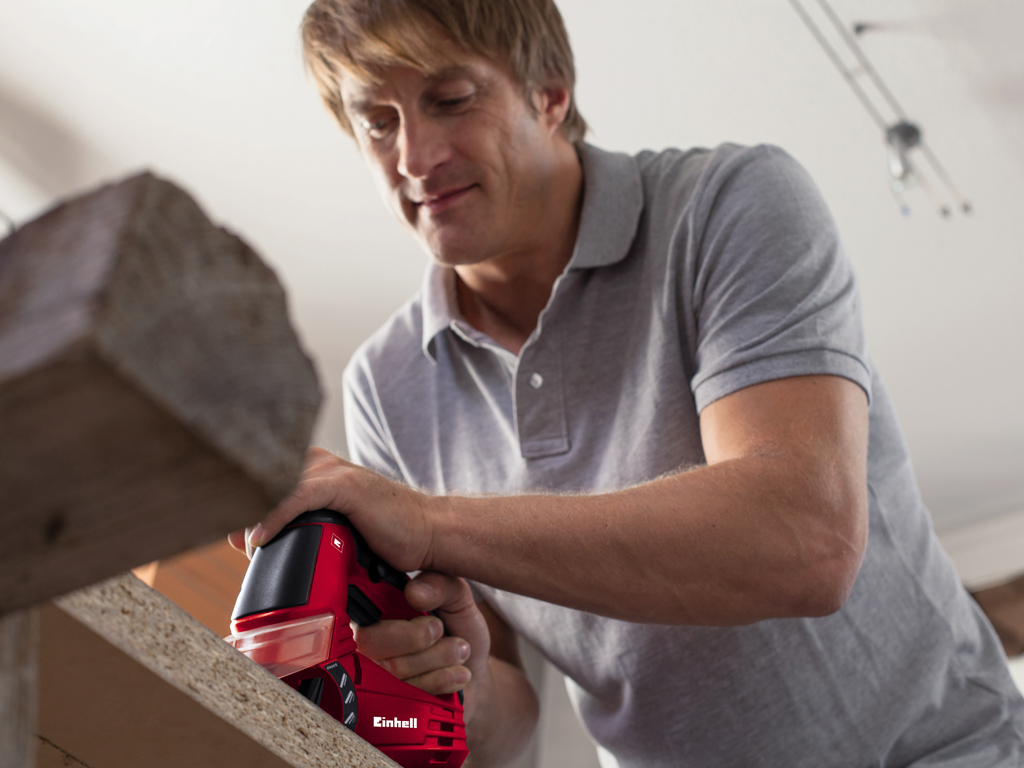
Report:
2,1,1021,534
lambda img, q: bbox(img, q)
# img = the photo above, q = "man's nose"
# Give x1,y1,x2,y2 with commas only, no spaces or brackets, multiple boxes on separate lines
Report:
396,114,450,179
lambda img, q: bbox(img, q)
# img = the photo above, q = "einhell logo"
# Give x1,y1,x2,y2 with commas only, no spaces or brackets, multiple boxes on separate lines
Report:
331,533,344,553
373,717,418,729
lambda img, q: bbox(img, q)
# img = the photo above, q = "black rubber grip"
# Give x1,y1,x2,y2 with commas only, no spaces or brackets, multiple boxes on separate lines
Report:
346,585,383,626
232,523,322,620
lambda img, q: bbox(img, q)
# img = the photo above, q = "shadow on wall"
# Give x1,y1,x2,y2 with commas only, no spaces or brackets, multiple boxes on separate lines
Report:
0,77,105,201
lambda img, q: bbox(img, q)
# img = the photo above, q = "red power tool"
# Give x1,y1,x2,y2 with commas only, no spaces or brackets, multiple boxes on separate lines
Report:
225,510,468,767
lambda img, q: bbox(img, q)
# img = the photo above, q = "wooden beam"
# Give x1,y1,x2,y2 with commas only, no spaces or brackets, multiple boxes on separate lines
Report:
0,173,321,614
37,573,396,768
0,609,38,768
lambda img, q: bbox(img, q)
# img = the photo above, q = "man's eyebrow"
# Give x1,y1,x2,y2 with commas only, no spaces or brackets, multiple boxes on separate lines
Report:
344,65,482,117
345,97,377,116
423,65,478,84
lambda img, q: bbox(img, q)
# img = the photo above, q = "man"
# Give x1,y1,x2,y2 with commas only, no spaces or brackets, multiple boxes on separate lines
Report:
231,0,1024,764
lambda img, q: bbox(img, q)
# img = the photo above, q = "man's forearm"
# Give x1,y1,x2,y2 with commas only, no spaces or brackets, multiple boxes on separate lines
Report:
428,453,867,626
465,657,539,767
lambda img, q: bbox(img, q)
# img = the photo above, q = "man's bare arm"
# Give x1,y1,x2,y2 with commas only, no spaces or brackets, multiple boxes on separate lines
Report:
463,600,538,767
427,374,869,625
246,374,868,626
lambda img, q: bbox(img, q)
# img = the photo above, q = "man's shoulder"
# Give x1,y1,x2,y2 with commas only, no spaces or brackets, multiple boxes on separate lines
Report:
621,143,820,245
632,143,803,197
343,290,428,392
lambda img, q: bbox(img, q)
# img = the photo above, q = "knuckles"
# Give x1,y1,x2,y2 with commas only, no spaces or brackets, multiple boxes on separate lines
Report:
353,616,441,659
372,636,471,684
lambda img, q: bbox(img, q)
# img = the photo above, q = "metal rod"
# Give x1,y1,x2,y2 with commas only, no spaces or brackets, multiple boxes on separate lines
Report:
912,162,952,218
918,141,973,213
813,0,910,122
787,0,888,130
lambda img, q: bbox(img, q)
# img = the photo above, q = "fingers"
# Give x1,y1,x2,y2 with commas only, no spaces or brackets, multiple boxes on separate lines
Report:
404,664,472,696
365,628,472,684
355,616,473,696
405,571,476,614
355,615,443,659
249,448,358,548
244,449,433,575
227,527,257,559
352,575,491,698
227,529,247,553
406,573,492,681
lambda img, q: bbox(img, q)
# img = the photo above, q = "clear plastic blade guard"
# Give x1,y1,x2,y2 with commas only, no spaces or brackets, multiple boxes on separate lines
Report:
225,613,335,678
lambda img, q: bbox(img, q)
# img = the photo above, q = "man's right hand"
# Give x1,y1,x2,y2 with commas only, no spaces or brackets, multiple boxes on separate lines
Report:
357,571,539,766
355,571,493,722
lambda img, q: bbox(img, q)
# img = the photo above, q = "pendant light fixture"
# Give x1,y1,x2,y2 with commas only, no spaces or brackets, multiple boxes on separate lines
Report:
787,0,971,217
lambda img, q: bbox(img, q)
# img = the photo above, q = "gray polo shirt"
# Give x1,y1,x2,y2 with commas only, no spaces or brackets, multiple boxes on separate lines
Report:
343,143,1024,766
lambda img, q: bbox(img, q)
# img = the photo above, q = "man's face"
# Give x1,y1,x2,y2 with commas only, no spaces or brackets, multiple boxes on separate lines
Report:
340,52,568,267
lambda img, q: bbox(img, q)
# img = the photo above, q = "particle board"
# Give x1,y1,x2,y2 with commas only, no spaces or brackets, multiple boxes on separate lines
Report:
36,573,395,768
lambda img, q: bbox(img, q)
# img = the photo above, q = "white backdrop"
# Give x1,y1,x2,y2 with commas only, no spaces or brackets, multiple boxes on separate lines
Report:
1,0,1021,533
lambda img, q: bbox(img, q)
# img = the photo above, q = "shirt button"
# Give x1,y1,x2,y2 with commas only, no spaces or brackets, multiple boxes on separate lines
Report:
529,372,544,389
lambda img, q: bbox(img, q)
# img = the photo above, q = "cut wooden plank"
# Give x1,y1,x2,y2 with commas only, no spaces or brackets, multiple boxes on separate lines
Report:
37,573,396,768
0,609,38,768
151,539,251,637
0,173,321,614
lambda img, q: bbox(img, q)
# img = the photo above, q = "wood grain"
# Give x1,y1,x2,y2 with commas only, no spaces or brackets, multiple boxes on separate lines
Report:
0,173,321,614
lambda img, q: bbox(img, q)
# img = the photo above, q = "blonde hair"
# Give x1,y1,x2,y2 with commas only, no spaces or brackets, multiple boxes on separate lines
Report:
301,0,588,143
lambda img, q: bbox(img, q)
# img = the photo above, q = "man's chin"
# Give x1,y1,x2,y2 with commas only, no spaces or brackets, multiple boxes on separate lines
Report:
428,251,489,269
419,235,491,268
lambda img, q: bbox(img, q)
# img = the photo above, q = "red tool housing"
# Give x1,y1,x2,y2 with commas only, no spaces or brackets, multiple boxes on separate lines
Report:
226,510,468,768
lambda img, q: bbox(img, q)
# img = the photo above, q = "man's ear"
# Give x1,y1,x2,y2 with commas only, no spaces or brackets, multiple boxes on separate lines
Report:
532,82,572,135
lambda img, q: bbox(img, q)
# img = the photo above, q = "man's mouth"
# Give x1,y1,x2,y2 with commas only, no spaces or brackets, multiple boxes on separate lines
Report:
413,185,477,213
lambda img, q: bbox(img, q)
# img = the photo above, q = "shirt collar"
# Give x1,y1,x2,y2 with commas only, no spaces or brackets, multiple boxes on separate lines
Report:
421,263,458,361
420,143,644,360
566,143,645,270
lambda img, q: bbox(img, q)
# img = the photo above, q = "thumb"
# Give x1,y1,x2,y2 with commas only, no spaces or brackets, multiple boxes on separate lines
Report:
407,572,491,670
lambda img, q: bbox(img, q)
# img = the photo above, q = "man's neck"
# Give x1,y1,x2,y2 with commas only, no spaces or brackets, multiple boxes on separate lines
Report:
454,144,583,356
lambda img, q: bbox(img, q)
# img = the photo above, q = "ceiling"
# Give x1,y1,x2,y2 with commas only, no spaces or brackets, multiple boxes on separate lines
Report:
1,0,1021,534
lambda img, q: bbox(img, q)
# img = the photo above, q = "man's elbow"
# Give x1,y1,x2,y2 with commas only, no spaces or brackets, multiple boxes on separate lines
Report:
799,564,859,617
796,503,868,618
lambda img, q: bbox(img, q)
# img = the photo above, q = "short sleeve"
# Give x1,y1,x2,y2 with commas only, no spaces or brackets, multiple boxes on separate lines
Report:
685,145,872,412
342,354,404,481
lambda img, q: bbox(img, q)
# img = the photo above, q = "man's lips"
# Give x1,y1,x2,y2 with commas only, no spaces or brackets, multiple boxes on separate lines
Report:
411,184,477,213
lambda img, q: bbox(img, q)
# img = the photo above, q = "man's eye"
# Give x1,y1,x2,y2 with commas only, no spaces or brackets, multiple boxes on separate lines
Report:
364,117,397,139
435,95,470,111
